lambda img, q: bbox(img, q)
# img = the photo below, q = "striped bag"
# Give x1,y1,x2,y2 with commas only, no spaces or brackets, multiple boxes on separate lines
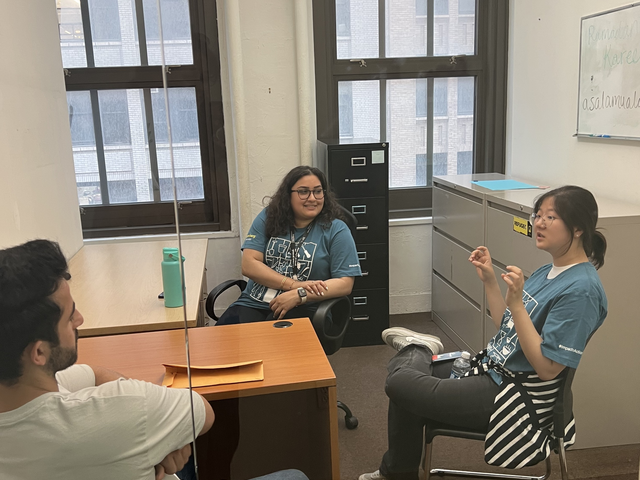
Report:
468,351,576,469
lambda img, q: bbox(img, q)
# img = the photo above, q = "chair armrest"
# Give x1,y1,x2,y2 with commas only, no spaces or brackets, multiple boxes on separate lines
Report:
205,279,247,321
311,296,351,356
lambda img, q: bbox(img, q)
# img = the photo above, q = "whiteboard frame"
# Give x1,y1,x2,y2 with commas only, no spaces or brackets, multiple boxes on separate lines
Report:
576,2,640,141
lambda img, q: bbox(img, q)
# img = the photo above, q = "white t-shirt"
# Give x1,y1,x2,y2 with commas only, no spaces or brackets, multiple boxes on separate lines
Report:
0,364,205,480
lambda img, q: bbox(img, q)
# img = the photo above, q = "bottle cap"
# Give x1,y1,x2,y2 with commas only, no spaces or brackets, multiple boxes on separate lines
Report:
163,247,179,262
461,351,471,359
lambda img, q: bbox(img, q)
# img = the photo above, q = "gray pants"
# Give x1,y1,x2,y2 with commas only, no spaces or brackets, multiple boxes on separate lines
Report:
379,345,499,480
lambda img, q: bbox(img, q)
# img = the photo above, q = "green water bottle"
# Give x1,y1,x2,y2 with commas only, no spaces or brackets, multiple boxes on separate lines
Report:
161,247,185,308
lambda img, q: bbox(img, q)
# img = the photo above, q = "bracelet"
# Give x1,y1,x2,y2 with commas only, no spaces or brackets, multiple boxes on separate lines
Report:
287,278,296,291
279,276,287,289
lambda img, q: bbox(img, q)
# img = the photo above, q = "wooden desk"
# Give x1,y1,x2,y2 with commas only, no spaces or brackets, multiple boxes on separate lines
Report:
69,239,208,337
77,319,340,480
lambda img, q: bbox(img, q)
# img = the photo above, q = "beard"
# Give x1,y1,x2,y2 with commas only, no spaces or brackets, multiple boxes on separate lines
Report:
46,330,78,375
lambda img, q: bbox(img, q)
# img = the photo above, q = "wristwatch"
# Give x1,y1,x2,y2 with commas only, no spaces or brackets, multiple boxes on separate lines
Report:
297,287,307,305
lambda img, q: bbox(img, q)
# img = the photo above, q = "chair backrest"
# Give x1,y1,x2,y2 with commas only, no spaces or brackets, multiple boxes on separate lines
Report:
338,205,357,240
553,367,576,438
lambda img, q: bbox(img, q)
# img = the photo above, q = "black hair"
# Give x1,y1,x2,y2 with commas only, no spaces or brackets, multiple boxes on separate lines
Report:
533,186,607,269
264,165,345,238
0,239,70,385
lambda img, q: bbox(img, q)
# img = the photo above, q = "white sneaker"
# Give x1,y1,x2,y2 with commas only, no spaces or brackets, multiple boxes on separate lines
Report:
358,470,387,480
382,327,444,355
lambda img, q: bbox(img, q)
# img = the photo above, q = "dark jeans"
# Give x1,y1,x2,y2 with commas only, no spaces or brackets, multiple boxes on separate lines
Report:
216,304,318,326
379,345,499,480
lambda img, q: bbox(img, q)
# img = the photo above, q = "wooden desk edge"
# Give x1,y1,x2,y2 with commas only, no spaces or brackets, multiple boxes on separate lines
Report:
79,319,198,337
197,377,337,401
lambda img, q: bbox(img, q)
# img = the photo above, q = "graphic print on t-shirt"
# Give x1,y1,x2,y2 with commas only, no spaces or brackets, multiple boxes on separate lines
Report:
488,289,538,364
250,237,317,302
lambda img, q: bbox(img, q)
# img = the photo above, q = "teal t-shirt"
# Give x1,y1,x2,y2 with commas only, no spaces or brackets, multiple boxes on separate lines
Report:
232,208,362,310
486,262,607,384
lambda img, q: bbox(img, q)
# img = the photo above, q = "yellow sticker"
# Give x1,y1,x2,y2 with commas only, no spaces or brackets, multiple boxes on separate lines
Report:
513,216,532,237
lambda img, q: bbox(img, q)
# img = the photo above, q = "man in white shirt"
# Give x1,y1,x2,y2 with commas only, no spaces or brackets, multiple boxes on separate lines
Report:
0,239,216,480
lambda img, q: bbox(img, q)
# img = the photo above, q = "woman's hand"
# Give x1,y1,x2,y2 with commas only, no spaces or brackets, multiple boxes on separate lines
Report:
292,279,329,296
501,265,525,310
269,290,302,319
469,246,498,284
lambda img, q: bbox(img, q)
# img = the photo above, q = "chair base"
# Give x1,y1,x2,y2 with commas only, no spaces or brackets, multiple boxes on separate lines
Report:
424,456,550,480
337,400,359,429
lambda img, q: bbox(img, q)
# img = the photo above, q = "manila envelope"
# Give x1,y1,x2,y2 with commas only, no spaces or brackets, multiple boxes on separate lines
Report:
162,360,264,389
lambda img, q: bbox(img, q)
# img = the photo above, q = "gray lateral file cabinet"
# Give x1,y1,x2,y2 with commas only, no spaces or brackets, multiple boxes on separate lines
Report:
432,173,640,448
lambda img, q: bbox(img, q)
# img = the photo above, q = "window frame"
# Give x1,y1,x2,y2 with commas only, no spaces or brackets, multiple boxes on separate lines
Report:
62,0,230,237
313,0,509,217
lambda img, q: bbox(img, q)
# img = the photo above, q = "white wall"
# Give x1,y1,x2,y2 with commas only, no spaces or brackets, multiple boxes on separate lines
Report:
507,0,640,203
0,0,83,256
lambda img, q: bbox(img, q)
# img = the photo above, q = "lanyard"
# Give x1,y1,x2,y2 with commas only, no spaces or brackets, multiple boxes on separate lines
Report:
288,222,314,280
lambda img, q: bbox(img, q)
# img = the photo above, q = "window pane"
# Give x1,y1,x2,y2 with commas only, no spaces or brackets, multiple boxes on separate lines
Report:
388,79,426,187
434,0,476,56
338,80,380,140
152,88,204,201
88,0,141,67
388,76,474,188
143,0,194,65
57,1,87,68
336,0,378,60
433,76,474,178
387,0,427,58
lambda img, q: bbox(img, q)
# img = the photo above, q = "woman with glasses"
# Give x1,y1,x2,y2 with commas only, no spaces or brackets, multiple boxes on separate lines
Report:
360,185,608,480
216,166,361,325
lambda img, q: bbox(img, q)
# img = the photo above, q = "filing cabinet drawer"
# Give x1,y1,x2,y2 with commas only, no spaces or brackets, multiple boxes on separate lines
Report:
328,146,388,198
486,204,551,277
343,288,389,347
432,273,483,352
432,231,483,305
338,197,388,244
433,186,484,249
353,243,388,290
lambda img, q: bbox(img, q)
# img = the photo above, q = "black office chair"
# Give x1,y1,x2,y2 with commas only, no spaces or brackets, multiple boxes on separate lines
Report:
204,205,360,430
422,368,577,480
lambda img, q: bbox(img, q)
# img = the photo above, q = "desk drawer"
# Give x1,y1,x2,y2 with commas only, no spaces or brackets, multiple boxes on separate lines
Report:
329,147,388,198
433,185,483,249
486,203,551,277
432,231,482,305
343,288,389,347
354,243,388,290
432,273,483,352
339,197,388,244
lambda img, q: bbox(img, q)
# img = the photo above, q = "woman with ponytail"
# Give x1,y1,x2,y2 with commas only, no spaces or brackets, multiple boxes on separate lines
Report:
360,185,608,480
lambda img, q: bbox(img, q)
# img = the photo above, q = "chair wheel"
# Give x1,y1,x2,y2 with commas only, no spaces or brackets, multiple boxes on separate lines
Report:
345,415,359,430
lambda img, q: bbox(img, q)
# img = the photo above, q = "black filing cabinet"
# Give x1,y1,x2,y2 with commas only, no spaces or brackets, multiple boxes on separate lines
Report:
322,141,389,347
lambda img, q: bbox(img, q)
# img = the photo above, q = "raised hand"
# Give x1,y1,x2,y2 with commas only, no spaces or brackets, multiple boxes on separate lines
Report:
469,246,498,284
501,265,525,309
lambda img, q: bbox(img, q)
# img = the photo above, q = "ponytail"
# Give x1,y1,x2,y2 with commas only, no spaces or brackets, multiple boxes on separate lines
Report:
588,230,607,270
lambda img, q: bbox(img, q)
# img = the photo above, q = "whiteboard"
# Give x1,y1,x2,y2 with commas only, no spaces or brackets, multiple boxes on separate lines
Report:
577,3,640,140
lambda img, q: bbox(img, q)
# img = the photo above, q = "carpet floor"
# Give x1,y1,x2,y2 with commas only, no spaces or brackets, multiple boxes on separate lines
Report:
328,313,640,480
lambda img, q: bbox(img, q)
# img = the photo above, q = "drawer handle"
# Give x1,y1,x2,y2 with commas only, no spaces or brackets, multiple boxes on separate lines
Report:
356,226,369,230
353,296,368,305
351,157,367,166
352,315,370,322
357,251,367,260
350,178,369,183
352,205,366,214
361,271,369,276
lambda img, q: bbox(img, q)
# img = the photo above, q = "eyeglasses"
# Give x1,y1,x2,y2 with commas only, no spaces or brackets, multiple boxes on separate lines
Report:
291,188,325,200
530,213,557,226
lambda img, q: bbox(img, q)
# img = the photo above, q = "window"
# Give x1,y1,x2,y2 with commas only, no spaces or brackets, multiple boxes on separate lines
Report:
57,0,230,237
313,0,508,216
